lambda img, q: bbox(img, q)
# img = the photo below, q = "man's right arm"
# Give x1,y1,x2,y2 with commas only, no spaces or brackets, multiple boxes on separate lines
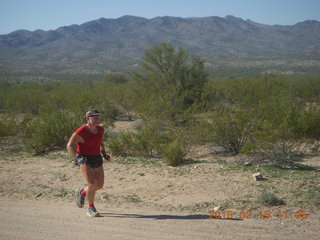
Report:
66,133,83,156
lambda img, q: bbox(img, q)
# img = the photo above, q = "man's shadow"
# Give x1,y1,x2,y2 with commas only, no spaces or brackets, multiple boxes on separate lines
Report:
99,212,243,221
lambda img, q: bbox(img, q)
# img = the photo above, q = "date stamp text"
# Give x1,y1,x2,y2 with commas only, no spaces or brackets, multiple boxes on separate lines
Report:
208,210,309,220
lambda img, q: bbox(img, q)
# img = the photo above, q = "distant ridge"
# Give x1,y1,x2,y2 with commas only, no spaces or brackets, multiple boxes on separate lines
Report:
0,15,319,75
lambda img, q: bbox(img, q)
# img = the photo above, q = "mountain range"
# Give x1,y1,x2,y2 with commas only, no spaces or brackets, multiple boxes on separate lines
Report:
0,15,320,77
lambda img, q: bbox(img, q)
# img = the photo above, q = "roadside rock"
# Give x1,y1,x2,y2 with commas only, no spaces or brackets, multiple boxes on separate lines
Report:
252,172,263,181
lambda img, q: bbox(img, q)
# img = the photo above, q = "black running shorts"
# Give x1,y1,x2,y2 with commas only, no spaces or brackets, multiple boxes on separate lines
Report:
77,155,103,168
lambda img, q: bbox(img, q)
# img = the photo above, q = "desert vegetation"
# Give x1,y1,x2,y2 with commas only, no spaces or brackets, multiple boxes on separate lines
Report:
1,42,320,210
1,42,319,165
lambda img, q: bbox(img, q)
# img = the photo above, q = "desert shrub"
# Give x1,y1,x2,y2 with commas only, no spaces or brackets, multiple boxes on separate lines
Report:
103,72,128,84
101,103,122,121
287,76,320,102
296,103,320,139
108,131,135,157
133,123,161,156
256,191,285,206
26,107,81,154
2,83,49,114
203,77,290,111
161,139,187,166
203,76,320,113
131,42,208,122
108,121,165,157
48,83,84,110
240,95,319,163
95,81,135,121
0,114,21,137
256,142,304,165
202,77,310,155
68,90,100,117
108,119,195,166
207,108,258,154
251,95,310,163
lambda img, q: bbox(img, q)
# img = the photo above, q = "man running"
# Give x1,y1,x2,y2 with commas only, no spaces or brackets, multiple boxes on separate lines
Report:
67,110,110,217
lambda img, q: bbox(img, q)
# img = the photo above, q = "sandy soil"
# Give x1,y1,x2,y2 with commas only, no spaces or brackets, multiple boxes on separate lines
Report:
1,198,319,240
0,121,319,239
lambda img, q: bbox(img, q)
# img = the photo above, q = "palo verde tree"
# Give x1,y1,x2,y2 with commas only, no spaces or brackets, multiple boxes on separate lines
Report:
131,42,209,122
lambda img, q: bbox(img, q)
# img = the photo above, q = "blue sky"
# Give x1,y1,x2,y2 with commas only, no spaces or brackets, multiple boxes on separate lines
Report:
0,0,319,34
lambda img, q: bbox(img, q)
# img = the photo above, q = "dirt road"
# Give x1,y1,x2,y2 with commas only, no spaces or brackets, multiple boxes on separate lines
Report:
1,134,319,240
1,198,319,240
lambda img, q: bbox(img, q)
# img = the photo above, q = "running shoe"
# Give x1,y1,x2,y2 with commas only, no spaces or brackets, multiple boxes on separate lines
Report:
76,188,85,208
87,207,100,217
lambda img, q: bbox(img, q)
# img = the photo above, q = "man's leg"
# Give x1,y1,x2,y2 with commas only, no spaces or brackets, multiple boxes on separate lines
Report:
80,164,104,216
92,165,104,191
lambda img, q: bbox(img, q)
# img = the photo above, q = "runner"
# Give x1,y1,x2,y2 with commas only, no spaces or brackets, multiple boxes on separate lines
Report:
66,110,110,217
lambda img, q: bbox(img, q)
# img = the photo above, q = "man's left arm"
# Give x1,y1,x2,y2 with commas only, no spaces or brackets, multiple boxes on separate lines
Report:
100,142,110,161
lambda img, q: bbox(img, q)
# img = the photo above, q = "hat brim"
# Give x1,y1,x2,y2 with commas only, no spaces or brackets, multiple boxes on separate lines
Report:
86,113,101,117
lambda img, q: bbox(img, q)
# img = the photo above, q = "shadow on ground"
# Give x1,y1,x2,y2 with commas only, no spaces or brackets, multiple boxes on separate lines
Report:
100,212,243,221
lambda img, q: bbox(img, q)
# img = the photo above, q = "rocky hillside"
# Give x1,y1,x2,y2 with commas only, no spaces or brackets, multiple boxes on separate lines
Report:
0,15,319,75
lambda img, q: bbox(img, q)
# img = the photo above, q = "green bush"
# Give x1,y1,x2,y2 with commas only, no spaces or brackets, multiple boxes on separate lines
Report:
103,72,128,84
108,131,136,157
256,191,285,206
161,139,187,166
0,114,21,137
296,103,320,139
257,142,303,165
131,42,208,122
94,81,135,121
207,108,257,154
26,107,81,154
203,76,320,112
108,120,192,166
108,121,165,157
252,95,308,163
1,83,49,114
2,61,319,162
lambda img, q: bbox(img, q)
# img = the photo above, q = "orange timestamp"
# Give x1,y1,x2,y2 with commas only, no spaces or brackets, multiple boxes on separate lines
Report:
208,210,309,220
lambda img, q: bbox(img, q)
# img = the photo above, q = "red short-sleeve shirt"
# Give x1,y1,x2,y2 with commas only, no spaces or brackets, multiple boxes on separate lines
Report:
75,125,104,155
